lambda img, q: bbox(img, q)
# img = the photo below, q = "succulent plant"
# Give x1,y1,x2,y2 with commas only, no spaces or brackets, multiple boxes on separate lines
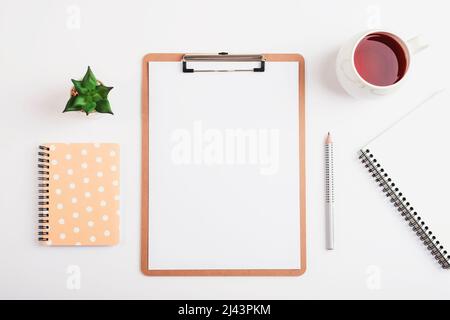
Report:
63,66,113,115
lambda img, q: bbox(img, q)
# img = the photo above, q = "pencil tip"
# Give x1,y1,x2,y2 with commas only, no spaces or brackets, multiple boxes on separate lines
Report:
326,132,332,144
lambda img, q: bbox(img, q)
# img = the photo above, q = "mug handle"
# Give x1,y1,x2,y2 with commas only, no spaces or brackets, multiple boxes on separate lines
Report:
407,35,429,54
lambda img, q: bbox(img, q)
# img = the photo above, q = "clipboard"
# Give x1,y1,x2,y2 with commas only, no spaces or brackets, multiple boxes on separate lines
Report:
141,53,306,276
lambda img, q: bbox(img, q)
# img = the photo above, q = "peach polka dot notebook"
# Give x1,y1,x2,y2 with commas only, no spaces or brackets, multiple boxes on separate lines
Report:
38,143,120,246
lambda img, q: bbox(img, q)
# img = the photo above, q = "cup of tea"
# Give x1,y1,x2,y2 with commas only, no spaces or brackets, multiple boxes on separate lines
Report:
336,30,428,98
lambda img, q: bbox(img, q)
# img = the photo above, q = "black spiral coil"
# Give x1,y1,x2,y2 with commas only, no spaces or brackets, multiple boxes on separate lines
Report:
359,148,450,269
38,145,50,242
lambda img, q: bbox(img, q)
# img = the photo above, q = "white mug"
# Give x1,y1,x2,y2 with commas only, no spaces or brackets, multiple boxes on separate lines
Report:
336,30,428,99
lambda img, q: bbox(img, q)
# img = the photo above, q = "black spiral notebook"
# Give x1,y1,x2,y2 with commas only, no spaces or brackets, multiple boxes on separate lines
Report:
359,90,450,269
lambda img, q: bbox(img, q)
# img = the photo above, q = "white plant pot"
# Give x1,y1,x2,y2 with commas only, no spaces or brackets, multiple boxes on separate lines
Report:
65,110,110,120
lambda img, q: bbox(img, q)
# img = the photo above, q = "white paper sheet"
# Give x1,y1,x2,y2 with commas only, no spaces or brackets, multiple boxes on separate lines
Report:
147,61,301,270
364,90,450,262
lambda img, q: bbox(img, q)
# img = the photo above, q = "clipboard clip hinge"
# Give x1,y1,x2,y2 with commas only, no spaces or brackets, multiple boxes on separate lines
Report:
182,52,265,73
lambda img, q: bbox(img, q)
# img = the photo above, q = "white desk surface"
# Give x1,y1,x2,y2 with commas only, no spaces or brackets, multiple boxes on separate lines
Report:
1,0,449,299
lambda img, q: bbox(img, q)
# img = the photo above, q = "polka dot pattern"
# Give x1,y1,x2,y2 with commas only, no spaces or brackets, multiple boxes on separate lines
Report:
43,143,120,246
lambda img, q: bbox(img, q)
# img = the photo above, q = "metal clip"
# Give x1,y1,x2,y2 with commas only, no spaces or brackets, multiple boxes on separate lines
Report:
182,52,265,73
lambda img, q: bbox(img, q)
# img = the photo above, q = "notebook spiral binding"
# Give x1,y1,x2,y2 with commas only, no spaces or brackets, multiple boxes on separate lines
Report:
38,145,50,242
359,149,450,269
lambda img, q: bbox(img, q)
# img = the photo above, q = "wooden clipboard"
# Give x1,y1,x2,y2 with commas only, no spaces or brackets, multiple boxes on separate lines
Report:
141,53,306,276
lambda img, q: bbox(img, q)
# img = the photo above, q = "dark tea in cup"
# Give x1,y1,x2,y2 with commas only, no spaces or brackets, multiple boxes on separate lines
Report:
353,32,409,87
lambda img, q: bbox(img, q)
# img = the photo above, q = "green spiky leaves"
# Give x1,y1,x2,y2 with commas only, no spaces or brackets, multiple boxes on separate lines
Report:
64,67,114,115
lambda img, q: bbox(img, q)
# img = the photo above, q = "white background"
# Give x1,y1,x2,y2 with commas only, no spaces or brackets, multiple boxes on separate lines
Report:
1,0,450,299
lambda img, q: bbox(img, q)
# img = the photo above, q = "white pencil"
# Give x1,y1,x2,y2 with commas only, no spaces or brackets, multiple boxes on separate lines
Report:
325,132,334,250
